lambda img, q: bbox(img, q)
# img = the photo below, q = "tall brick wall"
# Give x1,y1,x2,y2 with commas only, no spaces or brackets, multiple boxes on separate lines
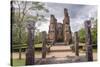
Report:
48,8,72,45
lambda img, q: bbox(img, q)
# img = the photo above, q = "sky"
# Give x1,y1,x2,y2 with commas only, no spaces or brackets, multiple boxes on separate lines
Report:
34,2,97,33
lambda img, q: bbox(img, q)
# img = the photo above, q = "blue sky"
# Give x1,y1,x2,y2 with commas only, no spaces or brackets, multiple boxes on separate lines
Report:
35,2,97,33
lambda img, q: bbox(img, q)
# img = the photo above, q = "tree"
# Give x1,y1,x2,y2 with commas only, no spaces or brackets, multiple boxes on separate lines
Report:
91,18,97,44
11,1,49,60
34,29,42,44
79,18,97,45
79,28,85,43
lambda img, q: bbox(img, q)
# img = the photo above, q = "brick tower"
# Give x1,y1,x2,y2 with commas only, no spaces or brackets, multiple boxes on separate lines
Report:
48,15,57,43
63,8,72,45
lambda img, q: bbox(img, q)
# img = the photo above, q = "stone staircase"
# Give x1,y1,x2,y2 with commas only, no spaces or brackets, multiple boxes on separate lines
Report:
35,44,88,64
54,42,66,46
50,45,72,52
47,43,73,58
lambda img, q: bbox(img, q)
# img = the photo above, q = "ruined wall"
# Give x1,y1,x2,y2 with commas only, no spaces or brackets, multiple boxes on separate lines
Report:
48,8,72,44
63,8,72,45
48,15,57,42
56,23,63,42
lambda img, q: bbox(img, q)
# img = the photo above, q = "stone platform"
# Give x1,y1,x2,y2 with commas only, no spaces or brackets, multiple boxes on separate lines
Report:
35,56,88,64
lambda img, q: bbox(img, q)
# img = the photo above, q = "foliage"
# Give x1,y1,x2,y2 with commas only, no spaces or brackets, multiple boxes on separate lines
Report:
12,59,25,66
79,28,85,43
11,1,49,59
34,30,42,44
79,18,97,44
12,1,49,45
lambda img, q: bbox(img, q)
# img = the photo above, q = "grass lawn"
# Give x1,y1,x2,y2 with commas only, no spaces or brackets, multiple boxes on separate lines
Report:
93,48,97,52
12,59,25,66
12,50,97,66
12,51,42,66
13,43,42,49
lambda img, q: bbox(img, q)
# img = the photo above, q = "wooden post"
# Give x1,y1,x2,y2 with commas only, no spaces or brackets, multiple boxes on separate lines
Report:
74,32,79,56
26,22,35,65
84,20,93,61
42,31,47,58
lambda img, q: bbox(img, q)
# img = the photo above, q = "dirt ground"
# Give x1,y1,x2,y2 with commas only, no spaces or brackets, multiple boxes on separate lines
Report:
12,50,97,61
12,45,97,63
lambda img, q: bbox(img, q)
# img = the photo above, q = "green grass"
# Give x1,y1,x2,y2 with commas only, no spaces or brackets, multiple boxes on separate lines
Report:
12,59,25,66
13,43,42,49
35,43,42,48
12,51,41,66
93,48,97,52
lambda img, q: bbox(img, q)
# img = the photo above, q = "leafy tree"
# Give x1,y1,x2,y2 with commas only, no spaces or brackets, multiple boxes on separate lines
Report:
79,28,85,43
91,19,97,44
79,18,97,45
34,29,42,44
11,1,49,59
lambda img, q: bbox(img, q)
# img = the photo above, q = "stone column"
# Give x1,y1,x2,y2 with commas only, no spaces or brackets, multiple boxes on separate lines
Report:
26,21,35,65
42,31,47,58
74,32,79,56
84,20,93,61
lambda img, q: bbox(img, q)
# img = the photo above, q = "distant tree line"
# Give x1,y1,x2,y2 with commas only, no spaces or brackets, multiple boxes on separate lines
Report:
79,18,97,44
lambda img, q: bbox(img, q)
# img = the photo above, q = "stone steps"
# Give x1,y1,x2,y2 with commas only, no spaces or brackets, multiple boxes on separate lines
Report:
54,42,66,45
50,45,72,52
35,56,87,64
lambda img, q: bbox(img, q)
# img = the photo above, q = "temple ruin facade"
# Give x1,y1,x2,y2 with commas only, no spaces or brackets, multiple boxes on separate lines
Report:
48,8,72,45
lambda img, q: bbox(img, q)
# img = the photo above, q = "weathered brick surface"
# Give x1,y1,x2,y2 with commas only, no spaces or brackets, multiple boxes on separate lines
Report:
48,8,72,45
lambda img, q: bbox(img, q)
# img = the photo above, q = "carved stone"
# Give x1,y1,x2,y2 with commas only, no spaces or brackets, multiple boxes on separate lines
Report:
42,31,47,58
74,32,79,56
26,22,35,65
84,20,93,61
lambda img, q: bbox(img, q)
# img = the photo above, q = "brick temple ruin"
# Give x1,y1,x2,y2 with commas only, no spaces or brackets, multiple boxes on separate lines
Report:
48,8,72,45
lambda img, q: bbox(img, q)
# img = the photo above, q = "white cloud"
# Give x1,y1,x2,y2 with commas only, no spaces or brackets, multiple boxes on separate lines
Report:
35,2,97,33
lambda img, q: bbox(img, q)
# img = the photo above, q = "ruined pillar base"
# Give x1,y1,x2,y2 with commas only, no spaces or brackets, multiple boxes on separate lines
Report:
25,48,35,65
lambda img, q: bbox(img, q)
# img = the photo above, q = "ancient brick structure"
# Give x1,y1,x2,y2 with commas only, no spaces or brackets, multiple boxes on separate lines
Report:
48,15,57,42
63,8,72,45
48,8,72,45
56,23,63,42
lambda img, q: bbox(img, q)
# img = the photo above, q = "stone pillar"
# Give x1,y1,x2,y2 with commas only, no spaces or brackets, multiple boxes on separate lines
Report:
42,31,47,58
48,15,57,44
63,8,72,45
26,22,35,65
74,32,79,56
84,20,93,61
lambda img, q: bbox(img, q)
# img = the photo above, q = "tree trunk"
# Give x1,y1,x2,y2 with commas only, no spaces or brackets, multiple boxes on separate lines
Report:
18,27,22,60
